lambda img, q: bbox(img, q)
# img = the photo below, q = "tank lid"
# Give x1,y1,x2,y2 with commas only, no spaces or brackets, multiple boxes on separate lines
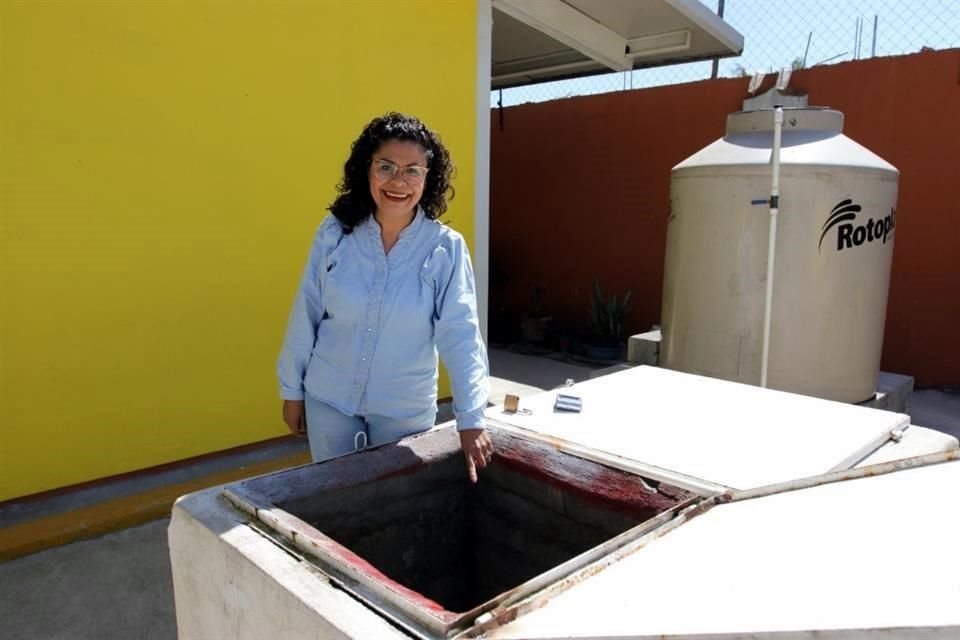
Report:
726,108,843,136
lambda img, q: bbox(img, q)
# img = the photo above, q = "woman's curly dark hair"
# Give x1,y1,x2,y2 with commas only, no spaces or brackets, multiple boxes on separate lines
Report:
328,112,454,233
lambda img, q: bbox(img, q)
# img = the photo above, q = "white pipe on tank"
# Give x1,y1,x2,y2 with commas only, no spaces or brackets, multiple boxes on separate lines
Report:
760,107,784,388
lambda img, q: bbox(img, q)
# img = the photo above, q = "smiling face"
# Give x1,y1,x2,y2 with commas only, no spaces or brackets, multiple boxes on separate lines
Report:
369,139,429,225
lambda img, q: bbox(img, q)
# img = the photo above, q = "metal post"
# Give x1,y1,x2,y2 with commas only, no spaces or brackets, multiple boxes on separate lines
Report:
497,88,504,131
857,17,864,59
853,18,860,60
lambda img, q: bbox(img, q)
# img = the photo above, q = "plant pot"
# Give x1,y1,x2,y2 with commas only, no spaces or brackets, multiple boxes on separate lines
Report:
583,344,621,361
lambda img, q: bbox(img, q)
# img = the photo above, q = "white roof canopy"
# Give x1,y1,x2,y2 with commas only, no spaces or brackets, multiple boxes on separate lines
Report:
491,0,744,89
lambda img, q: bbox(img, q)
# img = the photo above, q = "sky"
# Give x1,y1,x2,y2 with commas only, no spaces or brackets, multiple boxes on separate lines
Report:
494,0,960,106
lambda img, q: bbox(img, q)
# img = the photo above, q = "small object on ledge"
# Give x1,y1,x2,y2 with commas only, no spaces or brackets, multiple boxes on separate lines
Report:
503,394,533,415
554,393,582,413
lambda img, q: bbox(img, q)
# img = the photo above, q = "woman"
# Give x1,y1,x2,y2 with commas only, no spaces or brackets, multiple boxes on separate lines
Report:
277,112,492,482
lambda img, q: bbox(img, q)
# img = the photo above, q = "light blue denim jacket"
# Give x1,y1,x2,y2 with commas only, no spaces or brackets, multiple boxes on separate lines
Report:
277,208,489,430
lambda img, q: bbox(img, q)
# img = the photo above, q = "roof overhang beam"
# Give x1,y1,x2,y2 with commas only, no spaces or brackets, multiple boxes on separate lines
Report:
492,0,632,72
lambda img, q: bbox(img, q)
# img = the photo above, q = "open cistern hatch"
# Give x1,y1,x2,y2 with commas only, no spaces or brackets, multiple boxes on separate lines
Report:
222,426,700,638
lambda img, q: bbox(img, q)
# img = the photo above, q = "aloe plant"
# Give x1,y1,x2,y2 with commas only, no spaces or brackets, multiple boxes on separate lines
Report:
588,280,632,347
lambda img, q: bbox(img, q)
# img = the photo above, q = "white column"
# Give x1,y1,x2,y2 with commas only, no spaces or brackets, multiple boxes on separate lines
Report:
474,0,492,340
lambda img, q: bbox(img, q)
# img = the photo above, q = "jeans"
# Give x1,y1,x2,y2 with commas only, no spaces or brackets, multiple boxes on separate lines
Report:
304,394,436,462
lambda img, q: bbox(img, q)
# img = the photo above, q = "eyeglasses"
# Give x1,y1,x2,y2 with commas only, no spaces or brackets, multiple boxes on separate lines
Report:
371,158,429,185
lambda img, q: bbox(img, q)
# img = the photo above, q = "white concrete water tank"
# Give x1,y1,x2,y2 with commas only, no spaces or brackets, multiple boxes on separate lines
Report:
661,108,899,403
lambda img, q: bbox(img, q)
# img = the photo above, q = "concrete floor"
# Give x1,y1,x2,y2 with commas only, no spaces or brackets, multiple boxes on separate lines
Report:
908,388,960,441
0,519,175,640
488,347,600,403
1,348,958,640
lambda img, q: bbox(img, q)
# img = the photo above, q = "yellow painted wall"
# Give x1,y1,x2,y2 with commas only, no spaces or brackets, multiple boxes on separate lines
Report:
0,0,478,501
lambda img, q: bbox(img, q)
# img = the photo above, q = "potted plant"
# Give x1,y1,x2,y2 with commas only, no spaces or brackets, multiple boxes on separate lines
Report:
584,280,631,360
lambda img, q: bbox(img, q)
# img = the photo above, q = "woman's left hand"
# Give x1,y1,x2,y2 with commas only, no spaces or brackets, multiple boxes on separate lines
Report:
459,429,494,484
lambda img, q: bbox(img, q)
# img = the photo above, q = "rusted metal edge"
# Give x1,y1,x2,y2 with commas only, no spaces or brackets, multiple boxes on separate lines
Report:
455,494,721,639
223,486,462,638
720,449,960,504
485,418,727,496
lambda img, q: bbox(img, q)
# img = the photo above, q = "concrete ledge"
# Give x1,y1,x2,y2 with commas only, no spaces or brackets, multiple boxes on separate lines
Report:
170,488,409,640
0,447,309,562
627,330,661,365
857,371,914,413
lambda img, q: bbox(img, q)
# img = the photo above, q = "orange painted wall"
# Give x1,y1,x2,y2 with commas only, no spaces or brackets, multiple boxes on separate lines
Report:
490,49,960,388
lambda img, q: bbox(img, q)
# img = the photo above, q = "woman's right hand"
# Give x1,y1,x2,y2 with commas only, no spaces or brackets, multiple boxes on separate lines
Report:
282,400,307,438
